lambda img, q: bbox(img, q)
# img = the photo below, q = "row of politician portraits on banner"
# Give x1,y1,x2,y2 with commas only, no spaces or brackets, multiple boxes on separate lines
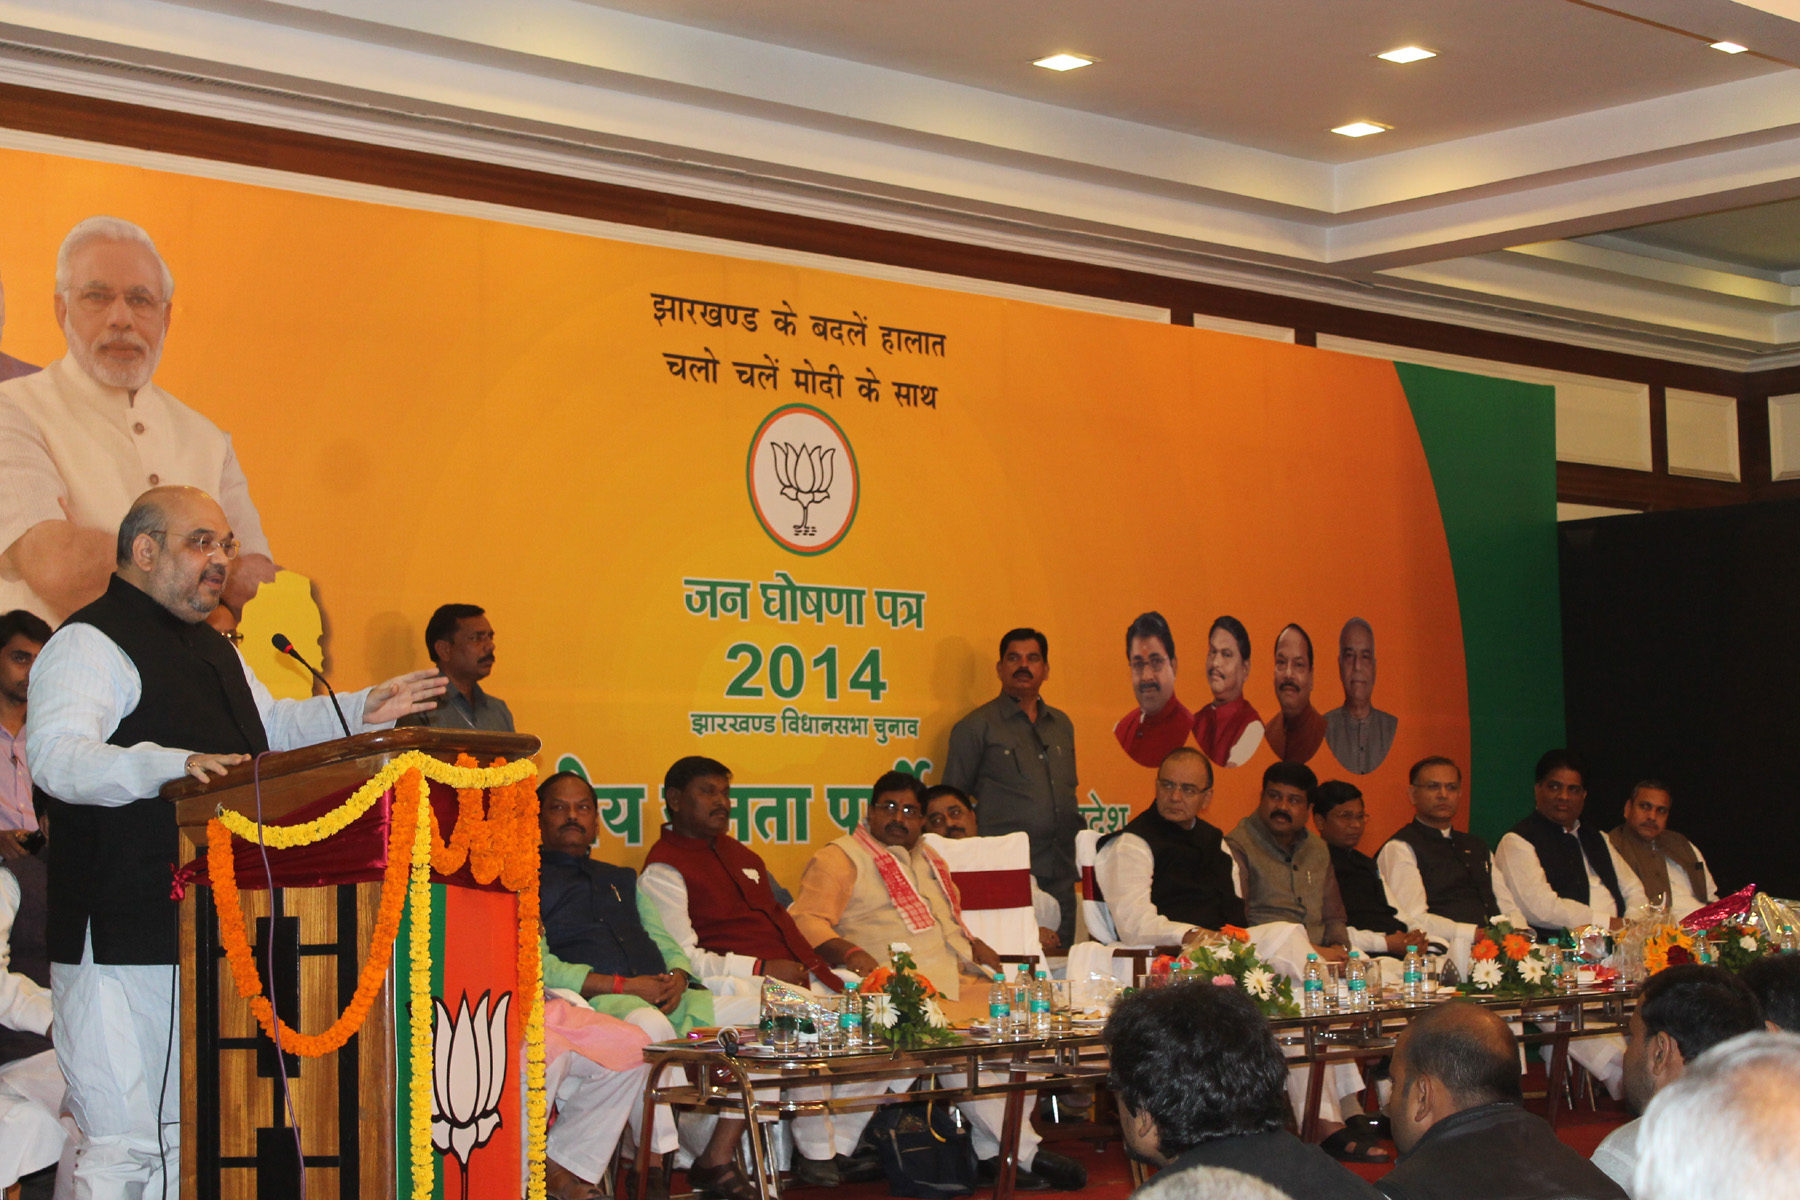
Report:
1112,610,1398,776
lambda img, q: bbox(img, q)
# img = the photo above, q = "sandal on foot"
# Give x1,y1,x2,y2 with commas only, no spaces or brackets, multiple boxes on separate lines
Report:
545,1162,604,1200
1320,1127,1390,1163
689,1161,759,1200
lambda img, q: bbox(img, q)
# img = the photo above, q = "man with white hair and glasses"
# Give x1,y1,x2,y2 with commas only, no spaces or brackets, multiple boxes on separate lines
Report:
0,216,276,623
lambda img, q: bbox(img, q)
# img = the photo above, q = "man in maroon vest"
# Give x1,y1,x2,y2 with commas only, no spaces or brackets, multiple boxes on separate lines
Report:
641,755,877,1188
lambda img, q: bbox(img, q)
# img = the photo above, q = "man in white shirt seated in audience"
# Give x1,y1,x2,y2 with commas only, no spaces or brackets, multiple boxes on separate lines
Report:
1589,965,1763,1191
1377,756,1528,958
1494,749,1644,1096
1605,781,1716,922
922,785,1062,954
1631,1032,1800,1200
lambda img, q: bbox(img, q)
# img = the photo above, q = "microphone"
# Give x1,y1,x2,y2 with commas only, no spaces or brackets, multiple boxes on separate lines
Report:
272,633,352,739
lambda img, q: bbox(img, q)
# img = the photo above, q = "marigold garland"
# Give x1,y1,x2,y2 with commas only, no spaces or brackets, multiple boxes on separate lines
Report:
204,752,544,1200
207,772,420,1057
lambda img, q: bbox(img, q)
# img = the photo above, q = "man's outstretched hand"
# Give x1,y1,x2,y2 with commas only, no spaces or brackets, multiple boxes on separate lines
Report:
364,669,448,726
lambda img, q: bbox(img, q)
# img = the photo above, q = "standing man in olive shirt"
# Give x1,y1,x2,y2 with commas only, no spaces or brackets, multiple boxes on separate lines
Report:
944,628,1079,945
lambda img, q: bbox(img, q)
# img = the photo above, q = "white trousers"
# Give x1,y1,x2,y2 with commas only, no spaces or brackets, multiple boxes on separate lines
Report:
0,1049,69,1187
50,938,179,1200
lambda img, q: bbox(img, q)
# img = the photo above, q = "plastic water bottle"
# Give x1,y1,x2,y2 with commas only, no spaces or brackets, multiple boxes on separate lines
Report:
1302,953,1325,1015
1346,951,1370,1012
1012,964,1034,1034
1402,945,1426,1003
1030,968,1052,1033
988,973,1011,1034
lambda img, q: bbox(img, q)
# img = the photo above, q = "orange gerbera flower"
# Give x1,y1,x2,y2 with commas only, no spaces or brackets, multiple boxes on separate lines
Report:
1502,933,1532,961
859,967,894,992
1222,925,1252,943
1471,939,1500,961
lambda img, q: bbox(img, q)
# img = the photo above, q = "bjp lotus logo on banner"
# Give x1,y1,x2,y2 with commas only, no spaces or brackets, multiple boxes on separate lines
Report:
747,403,859,554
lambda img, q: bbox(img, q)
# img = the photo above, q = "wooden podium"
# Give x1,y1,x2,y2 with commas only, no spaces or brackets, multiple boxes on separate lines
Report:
169,728,540,1200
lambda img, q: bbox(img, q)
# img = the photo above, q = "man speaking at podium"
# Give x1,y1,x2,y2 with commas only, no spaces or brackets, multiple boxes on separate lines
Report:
25,485,445,1200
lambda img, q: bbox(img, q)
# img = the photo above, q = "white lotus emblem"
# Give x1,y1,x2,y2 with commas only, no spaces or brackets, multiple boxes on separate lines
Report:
770,442,835,536
430,990,512,1172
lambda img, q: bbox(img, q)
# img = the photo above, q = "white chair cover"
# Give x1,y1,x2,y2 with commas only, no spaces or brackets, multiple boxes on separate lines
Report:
920,830,1042,966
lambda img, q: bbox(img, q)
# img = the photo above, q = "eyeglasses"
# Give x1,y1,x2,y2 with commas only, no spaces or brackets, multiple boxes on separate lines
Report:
153,530,241,560
1129,655,1171,674
67,286,165,314
1155,778,1211,800
869,799,922,818
1539,781,1587,799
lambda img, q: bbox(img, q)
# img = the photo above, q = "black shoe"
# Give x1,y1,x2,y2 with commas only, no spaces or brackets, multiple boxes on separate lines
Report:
1022,1150,1087,1191
790,1152,841,1188
833,1149,884,1185
977,1158,1050,1192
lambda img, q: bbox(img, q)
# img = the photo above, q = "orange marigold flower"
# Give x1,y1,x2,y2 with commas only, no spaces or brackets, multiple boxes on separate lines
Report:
1471,939,1500,961
860,967,894,992
1502,933,1531,961
1222,925,1251,943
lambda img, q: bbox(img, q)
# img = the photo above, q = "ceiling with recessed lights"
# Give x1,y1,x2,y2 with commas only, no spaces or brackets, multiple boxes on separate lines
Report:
5,0,1800,365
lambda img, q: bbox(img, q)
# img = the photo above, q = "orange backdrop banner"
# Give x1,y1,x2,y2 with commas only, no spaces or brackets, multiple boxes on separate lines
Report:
0,144,1468,883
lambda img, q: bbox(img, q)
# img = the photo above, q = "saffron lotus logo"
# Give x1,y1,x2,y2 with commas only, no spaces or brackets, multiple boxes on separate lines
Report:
747,404,859,555
430,989,511,1192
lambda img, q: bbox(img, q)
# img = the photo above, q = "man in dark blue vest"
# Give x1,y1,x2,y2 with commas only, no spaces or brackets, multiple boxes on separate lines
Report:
26,486,445,1200
1494,750,1645,941
1377,757,1528,952
536,771,745,1200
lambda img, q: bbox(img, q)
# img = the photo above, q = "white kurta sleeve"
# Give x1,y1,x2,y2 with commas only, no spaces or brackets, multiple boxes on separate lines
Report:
1609,840,1648,915
1094,833,1196,946
1376,839,1475,945
23,624,188,804
241,653,376,750
1496,832,1607,931
638,863,759,984
1030,878,1061,932
0,870,51,1035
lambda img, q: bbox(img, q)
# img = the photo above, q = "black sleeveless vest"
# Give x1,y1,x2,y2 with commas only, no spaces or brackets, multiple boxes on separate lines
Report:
1508,810,1626,939
1384,820,1502,927
1100,808,1246,932
38,575,269,965
539,850,669,978
1327,843,1403,936
0,851,52,1065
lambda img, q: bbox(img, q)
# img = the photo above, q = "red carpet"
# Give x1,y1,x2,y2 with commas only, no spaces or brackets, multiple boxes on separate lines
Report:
711,1064,1630,1198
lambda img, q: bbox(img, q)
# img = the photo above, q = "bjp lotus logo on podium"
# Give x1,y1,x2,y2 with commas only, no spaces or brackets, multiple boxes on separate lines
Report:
748,403,859,555
430,990,512,1193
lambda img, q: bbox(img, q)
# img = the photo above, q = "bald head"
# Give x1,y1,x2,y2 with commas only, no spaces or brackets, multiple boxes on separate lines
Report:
1388,1002,1522,1153
116,486,233,623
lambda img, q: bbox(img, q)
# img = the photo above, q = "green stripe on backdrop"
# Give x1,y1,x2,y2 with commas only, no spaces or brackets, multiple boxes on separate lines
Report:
1397,363,1564,846
395,882,447,1200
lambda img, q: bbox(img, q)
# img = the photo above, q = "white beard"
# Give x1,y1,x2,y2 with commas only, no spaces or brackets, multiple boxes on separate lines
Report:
64,317,162,392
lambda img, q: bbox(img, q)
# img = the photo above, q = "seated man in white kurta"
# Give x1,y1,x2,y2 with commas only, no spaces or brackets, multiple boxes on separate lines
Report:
788,771,1087,1192
1495,750,1645,1097
0,822,65,1194
0,217,276,624
1092,747,1382,1164
1605,781,1716,922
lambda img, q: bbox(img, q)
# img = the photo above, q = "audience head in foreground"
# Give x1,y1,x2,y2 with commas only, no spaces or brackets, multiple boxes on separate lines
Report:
1623,964,1763,1116
1634,1031,1800,1200
1107,981,1379,1198
1381,1001,1626,1200
1133,1165,1294,1200
1739,950,1800,1033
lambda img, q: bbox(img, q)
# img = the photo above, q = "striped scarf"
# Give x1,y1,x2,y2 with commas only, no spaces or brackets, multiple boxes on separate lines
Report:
854,824,942,933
